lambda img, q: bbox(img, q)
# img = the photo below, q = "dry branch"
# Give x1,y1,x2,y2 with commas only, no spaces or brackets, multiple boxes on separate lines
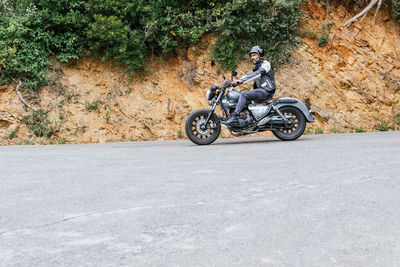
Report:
343,0,379,27
15,80,38,111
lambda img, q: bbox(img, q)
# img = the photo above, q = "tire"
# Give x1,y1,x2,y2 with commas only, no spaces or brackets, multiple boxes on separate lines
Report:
185,109,221,145
272,106,306,141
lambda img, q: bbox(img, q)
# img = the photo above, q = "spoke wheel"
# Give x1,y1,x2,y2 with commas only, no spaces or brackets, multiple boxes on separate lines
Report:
185,109,221,145
272,106,306,141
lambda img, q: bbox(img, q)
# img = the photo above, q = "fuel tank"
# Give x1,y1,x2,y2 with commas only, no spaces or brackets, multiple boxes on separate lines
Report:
226,89,241,103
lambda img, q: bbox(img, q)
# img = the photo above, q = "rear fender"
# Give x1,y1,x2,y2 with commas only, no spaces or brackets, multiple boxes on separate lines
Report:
273,97,314,122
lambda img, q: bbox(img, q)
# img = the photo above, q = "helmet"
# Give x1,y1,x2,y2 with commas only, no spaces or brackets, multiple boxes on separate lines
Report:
248,46,264,58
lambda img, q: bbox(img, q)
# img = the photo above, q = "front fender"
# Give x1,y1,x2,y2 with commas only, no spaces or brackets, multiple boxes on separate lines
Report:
273,97,314,122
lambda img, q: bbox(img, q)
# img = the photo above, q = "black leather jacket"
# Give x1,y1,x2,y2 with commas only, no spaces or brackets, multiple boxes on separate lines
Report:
240,60,275,92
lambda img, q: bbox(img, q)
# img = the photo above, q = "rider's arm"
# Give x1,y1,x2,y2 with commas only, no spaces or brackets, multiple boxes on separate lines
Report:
240,61,271,84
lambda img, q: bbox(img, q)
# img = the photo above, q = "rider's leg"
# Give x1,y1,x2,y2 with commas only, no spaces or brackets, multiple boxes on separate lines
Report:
223,89,270,125
235,89,269,114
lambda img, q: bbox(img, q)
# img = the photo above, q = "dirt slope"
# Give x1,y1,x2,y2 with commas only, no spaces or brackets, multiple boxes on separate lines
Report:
0,1,399,145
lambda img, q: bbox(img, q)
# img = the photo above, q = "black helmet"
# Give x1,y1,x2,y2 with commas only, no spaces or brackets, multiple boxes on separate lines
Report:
248,46,264,58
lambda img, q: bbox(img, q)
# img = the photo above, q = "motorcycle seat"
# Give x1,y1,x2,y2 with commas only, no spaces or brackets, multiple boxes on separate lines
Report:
253,97,273,105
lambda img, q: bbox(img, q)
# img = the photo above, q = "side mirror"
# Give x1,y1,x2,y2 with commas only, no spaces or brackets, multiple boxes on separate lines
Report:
231,70,238,81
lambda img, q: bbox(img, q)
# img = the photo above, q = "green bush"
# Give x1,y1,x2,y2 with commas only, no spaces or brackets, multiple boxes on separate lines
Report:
1,0,306,90
355,125,364,133
0,0,88,91
22,110,57,137
211,0,305,70
314,127,324,134
376,119,389,131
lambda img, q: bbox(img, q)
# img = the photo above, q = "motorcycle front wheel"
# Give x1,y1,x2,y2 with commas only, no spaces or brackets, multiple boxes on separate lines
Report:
185,109,221,145
272,106,306,141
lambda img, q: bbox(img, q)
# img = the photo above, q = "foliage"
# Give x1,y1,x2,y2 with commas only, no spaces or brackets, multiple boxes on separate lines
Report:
177,128,183,138
22,110,57,137
317,23,333,47
330,125,341,133
103,111,111,123
394,2,400,22
1,0,307,91
314,127,324,134
0,0,87,92
8,128,17,139
211,0,305,70
85,101,100,112
355,125,364,133
376,119,389,131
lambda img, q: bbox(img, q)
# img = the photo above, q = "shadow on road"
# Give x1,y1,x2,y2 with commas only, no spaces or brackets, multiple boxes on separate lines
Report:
210,137,310,146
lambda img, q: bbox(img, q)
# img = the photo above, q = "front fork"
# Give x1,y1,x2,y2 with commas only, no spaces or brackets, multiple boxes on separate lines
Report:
204,93,224,128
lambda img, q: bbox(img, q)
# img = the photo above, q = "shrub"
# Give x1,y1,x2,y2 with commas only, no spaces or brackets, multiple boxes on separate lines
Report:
355,125,364,133
85,101,100,112
314,127,324,134
318,31,329,47
211,0,305,70
22,110,57,137
0,0,87,92
376,119,389,131
1,0,306,90
177,128,183,138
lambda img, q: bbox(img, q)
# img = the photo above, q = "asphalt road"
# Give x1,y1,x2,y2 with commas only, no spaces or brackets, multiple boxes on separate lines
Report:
0,132,399,266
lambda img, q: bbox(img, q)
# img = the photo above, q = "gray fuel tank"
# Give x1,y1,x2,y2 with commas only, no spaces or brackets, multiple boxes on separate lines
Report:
226,89,241,103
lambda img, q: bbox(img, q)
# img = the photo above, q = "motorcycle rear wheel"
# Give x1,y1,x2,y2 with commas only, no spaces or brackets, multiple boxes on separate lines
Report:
185,109,221,145
272,106,306,141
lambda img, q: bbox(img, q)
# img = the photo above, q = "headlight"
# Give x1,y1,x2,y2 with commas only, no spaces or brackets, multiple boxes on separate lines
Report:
206,89,213,101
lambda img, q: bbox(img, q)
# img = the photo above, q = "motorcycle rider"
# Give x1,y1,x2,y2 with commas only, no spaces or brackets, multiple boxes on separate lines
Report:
222,45,276,125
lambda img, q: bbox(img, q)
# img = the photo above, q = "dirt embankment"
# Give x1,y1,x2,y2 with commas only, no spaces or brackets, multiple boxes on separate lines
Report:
0,1,399,145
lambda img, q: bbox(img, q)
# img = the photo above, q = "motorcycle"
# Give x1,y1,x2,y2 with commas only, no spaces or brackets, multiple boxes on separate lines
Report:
185,71,316,145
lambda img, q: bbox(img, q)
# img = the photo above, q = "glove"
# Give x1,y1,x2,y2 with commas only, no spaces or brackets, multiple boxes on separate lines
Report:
234,80,243,86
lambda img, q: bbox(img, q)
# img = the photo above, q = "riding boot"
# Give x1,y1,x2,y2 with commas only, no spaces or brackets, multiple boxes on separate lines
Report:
221,112,238,125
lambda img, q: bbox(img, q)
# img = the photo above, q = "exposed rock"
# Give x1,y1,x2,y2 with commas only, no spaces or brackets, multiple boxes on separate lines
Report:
0,1,399,145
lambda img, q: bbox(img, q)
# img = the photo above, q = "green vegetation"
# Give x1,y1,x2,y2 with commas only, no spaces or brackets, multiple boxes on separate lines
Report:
22,110,57,137
8,128,17,139
376,119,389,131
355,125,364,133
314,127,324,134
330,125,342,134
177,128,183,138
305,127,313,135
1,0,305,92
85,101,100,112
103,111,111,123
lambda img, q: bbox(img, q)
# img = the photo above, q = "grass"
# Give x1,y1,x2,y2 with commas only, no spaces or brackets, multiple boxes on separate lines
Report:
314,128,324,134
318,31,329,47
58,138,67,144
8,128,17,139
376,120,389,131
305,127,313,135
177,128,183,138
330,126,342,134
355,126,364,133
85,101,100,112
103,111,111,123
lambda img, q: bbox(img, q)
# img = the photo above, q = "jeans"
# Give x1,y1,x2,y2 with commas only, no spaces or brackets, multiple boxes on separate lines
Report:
233,88,274,115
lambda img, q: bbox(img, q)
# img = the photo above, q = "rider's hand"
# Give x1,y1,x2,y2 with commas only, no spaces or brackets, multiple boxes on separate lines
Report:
234,79,243,86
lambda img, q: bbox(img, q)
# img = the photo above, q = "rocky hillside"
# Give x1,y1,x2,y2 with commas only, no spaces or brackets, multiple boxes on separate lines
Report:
0,1,399,145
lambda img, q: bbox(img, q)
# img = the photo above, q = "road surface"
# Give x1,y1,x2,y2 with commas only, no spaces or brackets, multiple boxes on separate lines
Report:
1,132,399,266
